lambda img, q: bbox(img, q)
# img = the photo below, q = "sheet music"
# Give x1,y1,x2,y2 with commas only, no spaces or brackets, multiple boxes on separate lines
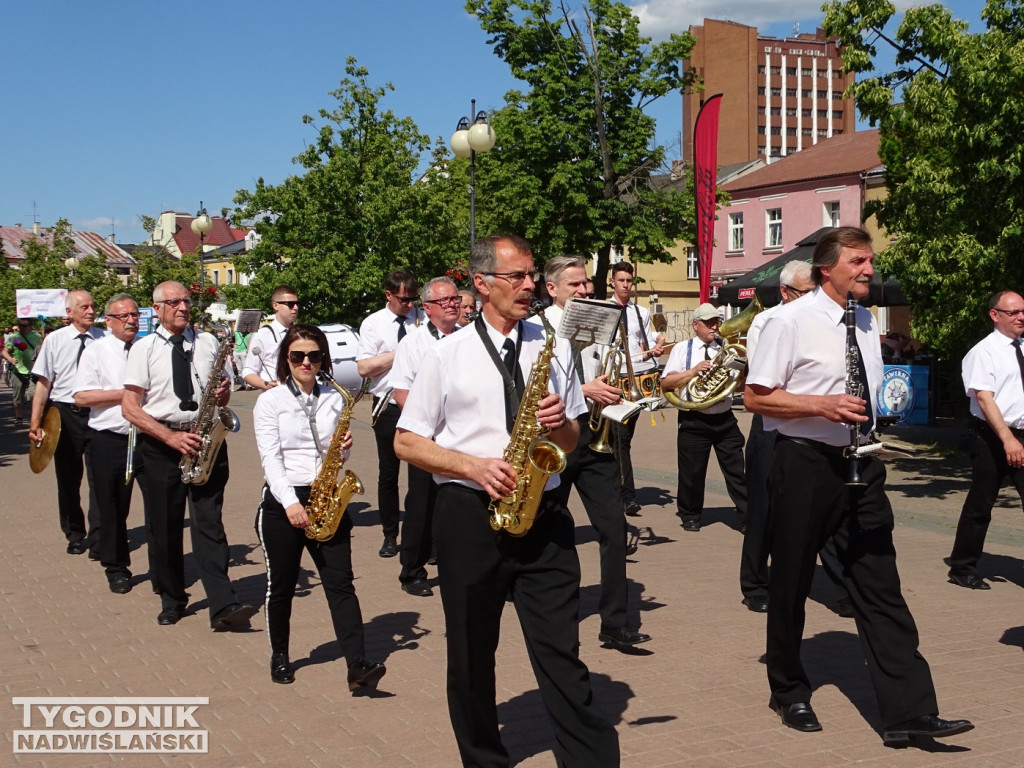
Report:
600,400,643,424
235,309,263,337
557,298,621,348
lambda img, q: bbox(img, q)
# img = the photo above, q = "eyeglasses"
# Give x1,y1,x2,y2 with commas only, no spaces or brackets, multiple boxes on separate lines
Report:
274,300,299,309
107,311,141,321
287,350,325,365
158,298,192,308
391,295,417,305
423,296,461,307
482,271,540,286
994,308,1024,318
783,284,811,297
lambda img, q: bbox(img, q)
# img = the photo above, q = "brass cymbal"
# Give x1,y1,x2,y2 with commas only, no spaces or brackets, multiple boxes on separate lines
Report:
29,406,62,474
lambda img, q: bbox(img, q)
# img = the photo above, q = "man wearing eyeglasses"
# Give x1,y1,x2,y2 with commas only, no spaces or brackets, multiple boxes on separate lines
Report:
72,294,141,595
661,303,748,533
948,290,1024,591
4,317,41,425
30,290,104,556
389,277,462,597
456,289,476,327
122,281,256,629
242,285,300,391
357,268,423,558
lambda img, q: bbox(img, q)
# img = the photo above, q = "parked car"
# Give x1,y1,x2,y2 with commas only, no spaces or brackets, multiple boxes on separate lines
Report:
319,323,366,396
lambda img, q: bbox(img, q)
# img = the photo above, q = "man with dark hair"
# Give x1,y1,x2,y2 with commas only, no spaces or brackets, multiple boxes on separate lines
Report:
745,226,972,745
242,285,299,391
396,234,618,767
357,268,423,557
947,289,1024,590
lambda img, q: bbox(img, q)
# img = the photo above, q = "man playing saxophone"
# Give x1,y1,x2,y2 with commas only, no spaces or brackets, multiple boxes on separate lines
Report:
252,324,386,689
122,281,256,629
395,234,619,768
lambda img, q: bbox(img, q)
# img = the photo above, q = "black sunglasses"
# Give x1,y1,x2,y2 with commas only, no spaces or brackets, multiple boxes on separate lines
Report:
287,349,325,365
275,300,299,309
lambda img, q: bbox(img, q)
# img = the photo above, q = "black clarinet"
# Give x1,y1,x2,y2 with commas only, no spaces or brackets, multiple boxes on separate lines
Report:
844,291,867,487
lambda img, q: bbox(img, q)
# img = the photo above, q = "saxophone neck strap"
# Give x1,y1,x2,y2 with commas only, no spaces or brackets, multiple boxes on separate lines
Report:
287,378,323,454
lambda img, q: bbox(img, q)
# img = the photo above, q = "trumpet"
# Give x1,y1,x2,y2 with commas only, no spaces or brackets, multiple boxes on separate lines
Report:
588,344,622,454
124,424,138,485
617,316,643,402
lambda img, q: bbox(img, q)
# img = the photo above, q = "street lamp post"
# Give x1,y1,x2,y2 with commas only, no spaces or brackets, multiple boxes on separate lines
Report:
64,256,79,281
190,201,213,293
449,99,496,252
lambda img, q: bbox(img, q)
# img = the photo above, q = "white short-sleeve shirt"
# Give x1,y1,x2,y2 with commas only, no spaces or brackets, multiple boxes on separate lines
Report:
663,336,731,414
73,334,133,434
962,330,1024,429
390,322,447,392
32,324,105,403
124,328,223,423
242,320,288,383
356,305,424,398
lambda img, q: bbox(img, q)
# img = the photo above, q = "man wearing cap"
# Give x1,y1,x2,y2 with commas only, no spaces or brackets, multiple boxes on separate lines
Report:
661,303,747,532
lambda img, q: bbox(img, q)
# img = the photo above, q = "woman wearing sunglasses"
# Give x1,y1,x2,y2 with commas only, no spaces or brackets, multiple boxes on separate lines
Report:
253,324,386,689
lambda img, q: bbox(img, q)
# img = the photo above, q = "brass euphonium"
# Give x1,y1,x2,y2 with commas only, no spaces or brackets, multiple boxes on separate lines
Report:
664,294,764,411
305,371,365,542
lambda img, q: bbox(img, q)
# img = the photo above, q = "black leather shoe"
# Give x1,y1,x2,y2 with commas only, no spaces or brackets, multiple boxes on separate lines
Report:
210,603,257,631
401,579,433,597
682,519,700,532
882,714,974,747
598,626,652,649
378,536,398,558
270,653,294,685
66,540,87,555
624,502,642,517
157,608,183,626
948,571,990,590
347,659,386,691
742,596,768,613
108,574,132,594
773,701,822,732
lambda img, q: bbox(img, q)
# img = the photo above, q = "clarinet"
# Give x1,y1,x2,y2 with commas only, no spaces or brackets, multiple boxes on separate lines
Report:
844,291,867,487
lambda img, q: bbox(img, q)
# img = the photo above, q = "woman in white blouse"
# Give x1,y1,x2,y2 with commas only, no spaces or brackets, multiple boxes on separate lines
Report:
253,324,386,689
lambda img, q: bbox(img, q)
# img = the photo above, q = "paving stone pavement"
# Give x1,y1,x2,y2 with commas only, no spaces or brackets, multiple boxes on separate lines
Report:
3,389,1023,767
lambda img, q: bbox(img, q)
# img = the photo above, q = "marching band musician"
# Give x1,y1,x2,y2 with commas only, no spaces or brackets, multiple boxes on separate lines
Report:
390,276,463,598
253,324,386,689
356,268,423,559
122,281,256,629
744,227,972,744
72,294,140,595
395,234,619,768
30,290,103,556
241,284,299,391
537,255,651,650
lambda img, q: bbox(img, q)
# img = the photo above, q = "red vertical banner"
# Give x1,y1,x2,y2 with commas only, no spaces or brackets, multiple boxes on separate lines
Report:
693,94,723,304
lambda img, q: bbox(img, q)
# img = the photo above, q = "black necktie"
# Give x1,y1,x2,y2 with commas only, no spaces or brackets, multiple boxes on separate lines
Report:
704,344,711,361
1014,339,1024,395
854,338,874,437
502,338,525,432
124,340,133,354
76,333,89,366
170,335,196,410
396,315,407,342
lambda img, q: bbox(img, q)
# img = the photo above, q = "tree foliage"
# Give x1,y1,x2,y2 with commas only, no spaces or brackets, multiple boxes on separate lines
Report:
823,0,1024,358
466,0,697,296
228,58,465,325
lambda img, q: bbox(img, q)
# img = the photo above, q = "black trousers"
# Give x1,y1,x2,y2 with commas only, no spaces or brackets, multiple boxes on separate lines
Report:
255,485,365,664
399,464,435,584
553,418,628,632
675,409,747,524
86,429,135,577
610,417,638,508
766,438,938,728
949,422,1024,574
434,483,619,768
740,416,849,603
138,435,240,617
371,399,402,538
51,402,100,547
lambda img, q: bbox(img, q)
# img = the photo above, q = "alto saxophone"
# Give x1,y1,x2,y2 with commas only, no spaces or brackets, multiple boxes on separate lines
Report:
304,372,365,542
488,310,568,536
180,333,241,485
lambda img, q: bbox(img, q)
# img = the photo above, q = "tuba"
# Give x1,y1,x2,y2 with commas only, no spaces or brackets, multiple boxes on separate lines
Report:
664,293,763,411
180,333,241,485
488,309,568,536
305,372,365,542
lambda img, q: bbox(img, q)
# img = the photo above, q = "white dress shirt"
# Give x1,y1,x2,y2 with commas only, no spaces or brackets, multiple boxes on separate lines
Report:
663,336,732,414
744,303,782,361
397,316,586,491
528,303,602,387
390,321,447,392
962,330,1024,429
253,382,348,509
73,334,133,434
32,324,105,403
615,301,656,373
241,320,288,383
356,305,424,398
124,328,223,423
747,286,883,446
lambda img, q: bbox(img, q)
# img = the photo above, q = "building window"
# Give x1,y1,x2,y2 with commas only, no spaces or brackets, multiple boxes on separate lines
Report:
757,86,766,96
786,127,797,136
686,247,699,280
212,270,220,286
758,126,766,135
757,65,766,74
817,128,828,137
728,213,744,252
770,87,781,97
818,109,828,118
833,91,844,100
786,107,797,117
770,66,781,75
833,110,843,119
770,106,781,116
802,128,813,136
801,67,812,77
824,201,841,228
802,88,812,97
802,108,812,117
786,88,797,97
817,89,828,98
771,126,781,135
766,208,782,248
227,268,234,284
786,67,796,76
758,145,766,154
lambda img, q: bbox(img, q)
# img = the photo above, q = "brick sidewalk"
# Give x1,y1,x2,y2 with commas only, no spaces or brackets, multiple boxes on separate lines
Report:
3,393,1023,767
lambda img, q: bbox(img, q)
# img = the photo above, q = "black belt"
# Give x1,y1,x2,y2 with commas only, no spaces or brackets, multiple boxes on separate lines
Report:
977,419,1024,439
159,420,194,431
93,428,130,439
53,401,89,415
777,434,847,457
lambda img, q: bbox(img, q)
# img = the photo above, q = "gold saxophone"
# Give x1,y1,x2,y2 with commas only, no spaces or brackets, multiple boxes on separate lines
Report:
180,333,241,485
304,372,365,542
488,310,568,536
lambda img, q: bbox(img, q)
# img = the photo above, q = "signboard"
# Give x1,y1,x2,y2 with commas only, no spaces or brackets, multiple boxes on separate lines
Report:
738,287,755,300
16,289,68,319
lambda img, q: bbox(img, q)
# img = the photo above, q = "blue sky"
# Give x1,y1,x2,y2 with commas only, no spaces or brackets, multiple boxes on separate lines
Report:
0,1,985,245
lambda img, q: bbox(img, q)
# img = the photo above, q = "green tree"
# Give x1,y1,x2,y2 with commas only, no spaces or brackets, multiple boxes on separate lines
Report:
228,58,464,325
466,0,697,296
823,0,1024,358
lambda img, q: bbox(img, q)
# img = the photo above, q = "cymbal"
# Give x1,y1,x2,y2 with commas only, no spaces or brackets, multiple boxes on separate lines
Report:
29,406,62,474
